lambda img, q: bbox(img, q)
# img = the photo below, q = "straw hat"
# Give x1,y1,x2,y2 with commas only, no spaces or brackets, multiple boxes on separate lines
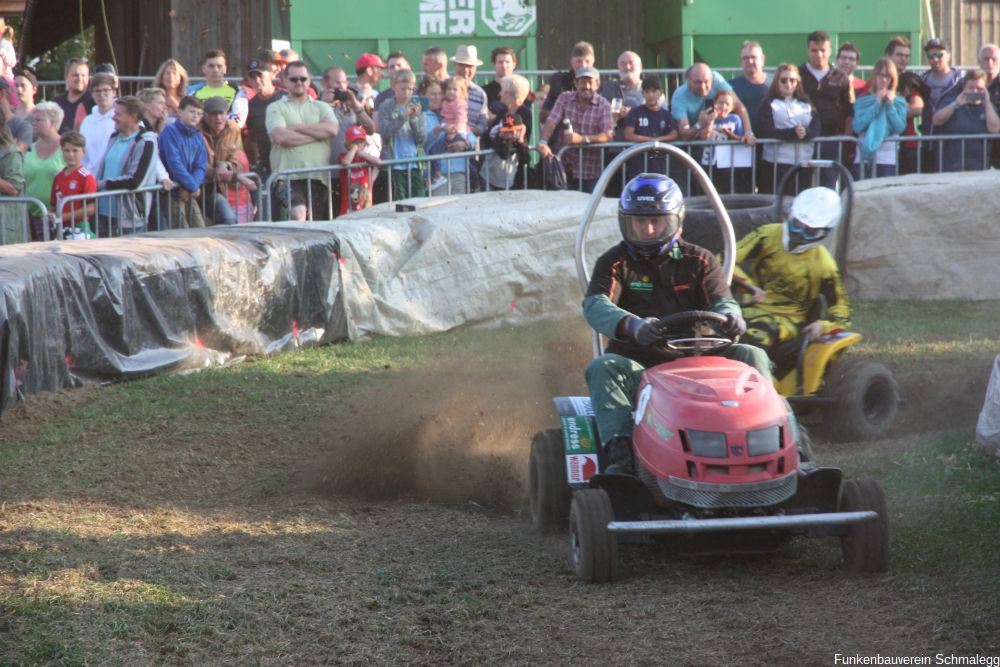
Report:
450,44,483,67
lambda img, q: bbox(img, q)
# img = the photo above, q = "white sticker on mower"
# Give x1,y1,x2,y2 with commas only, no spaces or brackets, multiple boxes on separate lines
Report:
568,396,594,416
634,383,653,424
566,453,599,483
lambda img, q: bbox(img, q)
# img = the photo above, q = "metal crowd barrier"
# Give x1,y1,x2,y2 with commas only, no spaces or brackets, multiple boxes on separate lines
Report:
554,131,1000,194
55,185,165,238
49,172,266,239
263,149,523,221
0,196,49,244
872,132,999,175
556,136,855,194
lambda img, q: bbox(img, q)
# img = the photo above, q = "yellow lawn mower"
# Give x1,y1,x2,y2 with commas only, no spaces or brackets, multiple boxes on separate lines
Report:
741,160,900,442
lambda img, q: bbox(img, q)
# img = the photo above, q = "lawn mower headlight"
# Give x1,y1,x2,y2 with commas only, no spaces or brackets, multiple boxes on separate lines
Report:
686,430,727,458
747,425,781,456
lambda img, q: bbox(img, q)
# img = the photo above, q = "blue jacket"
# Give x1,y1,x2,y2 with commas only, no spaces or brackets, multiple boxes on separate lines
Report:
852,94,907,162
159,121,208,192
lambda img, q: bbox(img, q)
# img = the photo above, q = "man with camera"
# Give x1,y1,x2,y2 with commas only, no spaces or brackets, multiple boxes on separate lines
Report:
320,65,379,210
931,68,1000,172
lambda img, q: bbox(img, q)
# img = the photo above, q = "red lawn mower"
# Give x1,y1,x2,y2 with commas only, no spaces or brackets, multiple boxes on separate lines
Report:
529,144,890,583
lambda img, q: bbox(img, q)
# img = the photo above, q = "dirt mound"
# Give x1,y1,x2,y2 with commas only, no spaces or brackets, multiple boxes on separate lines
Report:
311,332,591,510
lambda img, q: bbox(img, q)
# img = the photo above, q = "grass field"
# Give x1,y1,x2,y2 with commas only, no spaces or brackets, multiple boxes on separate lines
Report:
1,300,999,665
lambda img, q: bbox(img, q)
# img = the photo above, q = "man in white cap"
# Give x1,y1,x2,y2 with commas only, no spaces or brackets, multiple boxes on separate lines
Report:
450,44,488,136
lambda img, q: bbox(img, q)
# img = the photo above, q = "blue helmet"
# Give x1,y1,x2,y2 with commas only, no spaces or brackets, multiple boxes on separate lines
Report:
618,173,685,258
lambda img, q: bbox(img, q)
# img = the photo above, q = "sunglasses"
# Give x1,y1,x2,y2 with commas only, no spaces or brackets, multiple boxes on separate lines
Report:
287,76,309,83
926,52,944,60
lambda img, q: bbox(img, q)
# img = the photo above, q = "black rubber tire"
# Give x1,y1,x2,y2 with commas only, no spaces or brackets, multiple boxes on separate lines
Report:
823,358,900,442
568,489,619,583
839,479,891,573
529,429,571,534
681,194,777,255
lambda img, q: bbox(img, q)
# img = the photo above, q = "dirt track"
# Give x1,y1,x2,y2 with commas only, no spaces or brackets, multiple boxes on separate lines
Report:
2,329,998,664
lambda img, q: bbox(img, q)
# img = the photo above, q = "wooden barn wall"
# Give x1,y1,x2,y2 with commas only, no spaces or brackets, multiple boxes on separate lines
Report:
536,0,645,71
935,0,1000,68
168,0,272,75
100,0,271,76
99,0,172,76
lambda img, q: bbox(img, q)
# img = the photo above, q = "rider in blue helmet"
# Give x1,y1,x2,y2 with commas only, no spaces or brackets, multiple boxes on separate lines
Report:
583,173,773,474
618,171,686,258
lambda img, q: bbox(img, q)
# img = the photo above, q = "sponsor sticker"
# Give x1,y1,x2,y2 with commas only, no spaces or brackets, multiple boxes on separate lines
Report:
560,415,597,454
566,453,598,483
568,396,594,416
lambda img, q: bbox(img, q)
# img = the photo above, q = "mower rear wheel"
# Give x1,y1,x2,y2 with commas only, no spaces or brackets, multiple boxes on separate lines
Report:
568,489,619,583
823,359,899,441
529,429,571,534
839,479,890,573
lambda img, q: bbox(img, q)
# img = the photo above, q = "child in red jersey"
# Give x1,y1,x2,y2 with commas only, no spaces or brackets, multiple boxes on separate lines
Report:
338,125,380,215
51,131,97,238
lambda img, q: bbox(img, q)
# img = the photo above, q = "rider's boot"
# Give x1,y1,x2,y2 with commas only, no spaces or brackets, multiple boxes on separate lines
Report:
604,436,635,475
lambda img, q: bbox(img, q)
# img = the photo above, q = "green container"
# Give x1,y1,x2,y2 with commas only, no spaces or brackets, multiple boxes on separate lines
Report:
644,0,922,71
287,0,538,87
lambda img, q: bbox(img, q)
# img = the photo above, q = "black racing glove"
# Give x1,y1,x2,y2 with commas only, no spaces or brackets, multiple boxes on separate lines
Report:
626,316,661,346
721,312,746,338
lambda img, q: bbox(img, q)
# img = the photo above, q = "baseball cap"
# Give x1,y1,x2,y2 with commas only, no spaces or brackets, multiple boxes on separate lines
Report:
256,49,287,66
575,66,601,80
94,62,117,75
346,125,368,143
355,53,387,70
924,37,948,52
247,59,267,74
203,96,229,114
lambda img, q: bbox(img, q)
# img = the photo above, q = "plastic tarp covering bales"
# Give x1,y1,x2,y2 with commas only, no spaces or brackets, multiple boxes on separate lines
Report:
5,174,1000,415
1,191,619,414
330,191,620,338
1,225,345,414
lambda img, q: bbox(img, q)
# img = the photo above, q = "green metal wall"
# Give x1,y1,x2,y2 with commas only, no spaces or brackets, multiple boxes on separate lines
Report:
287,0,537,83
644,0,923,70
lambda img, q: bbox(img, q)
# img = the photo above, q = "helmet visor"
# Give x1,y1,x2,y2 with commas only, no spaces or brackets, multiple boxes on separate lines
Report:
621,213,682,248
787,217,829,243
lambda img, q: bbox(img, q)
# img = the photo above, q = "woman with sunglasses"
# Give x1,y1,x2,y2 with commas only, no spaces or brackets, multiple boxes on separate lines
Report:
755,63,821,195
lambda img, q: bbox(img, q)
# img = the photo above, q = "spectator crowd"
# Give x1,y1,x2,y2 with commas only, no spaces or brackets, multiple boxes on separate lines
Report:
1,31,998,244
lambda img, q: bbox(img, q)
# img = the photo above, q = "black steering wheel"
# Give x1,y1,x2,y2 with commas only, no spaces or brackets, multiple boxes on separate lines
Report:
652,310,734,356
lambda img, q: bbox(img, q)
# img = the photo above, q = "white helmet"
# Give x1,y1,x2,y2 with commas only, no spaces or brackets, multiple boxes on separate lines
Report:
782,187,842,253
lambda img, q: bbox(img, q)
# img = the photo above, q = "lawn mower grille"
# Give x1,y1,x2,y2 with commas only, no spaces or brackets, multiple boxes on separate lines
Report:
659,472,798,509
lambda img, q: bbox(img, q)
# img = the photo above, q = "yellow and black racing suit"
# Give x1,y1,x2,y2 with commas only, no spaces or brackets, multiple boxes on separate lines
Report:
733,223,851,349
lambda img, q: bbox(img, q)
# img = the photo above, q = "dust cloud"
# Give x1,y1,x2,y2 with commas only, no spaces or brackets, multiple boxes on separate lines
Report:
311,331,591,510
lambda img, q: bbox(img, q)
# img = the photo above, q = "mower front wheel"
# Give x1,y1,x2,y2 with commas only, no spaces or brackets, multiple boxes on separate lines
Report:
569,489,619,583
823,359,899,441
529,429,571,534
838,479,890,573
